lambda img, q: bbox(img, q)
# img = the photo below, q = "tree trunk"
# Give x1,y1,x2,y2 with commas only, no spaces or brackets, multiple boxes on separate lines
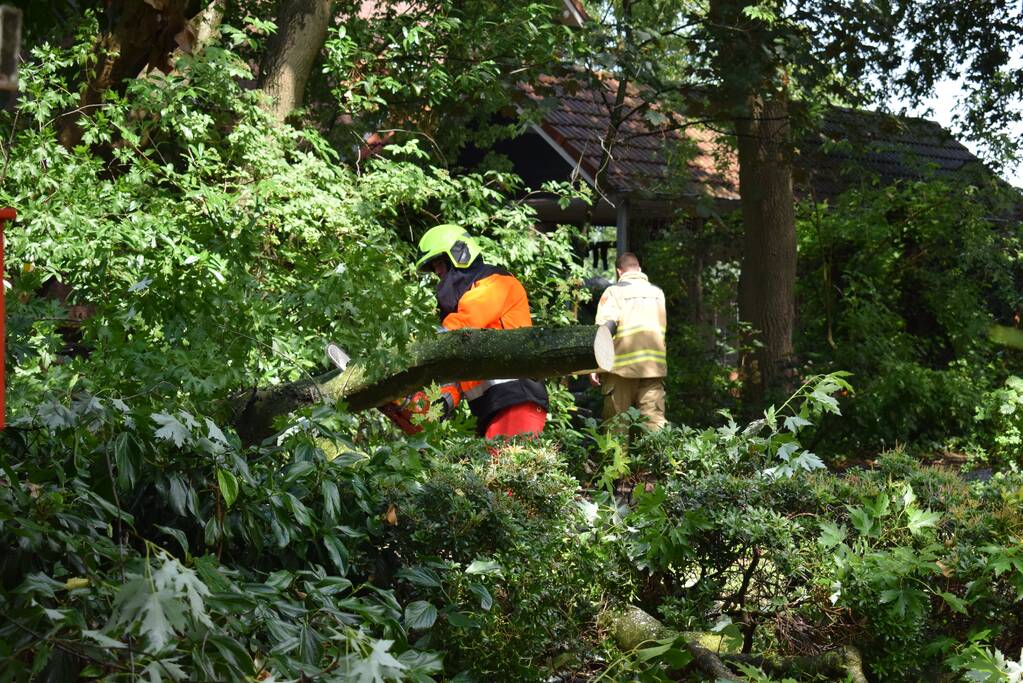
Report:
258,0,333,122
59,0,203,149
192,0,227,48
705,0,799,410
735,92,797,407
232,324,615,443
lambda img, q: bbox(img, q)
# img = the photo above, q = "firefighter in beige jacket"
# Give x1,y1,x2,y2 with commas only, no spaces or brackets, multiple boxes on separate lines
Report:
591,252,667,429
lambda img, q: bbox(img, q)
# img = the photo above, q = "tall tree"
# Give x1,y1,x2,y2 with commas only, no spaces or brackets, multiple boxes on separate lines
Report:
258,0,334,121
320,1,578,158
705,0,797,403
888,0,1023,169
581,0,903,406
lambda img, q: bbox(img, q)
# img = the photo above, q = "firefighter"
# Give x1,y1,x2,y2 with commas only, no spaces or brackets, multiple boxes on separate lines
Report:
408,224,548,439
590,252,667,430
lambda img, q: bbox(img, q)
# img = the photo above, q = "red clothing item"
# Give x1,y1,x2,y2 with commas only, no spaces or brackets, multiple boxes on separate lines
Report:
484,401,547,440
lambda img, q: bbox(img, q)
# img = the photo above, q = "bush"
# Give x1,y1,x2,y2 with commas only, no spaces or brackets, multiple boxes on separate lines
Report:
0,394,621,681
590,384,1023,680
796,179,1023,454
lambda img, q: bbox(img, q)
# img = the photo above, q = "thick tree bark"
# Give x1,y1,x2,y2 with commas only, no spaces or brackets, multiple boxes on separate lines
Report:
705,0,799,409
735,92,797,406
59,0,204,149
232,324,615,443
258,0,333,121
191,0,227,48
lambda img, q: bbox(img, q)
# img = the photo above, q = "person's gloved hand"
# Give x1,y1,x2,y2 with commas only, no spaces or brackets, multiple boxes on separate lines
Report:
406,391,431,415
404,391,456,420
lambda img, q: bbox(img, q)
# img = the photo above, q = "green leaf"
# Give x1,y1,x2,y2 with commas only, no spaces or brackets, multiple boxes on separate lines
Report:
446,611,475,628
155,525,189,555
322,535,349,576
112,432,137,489
848,506,876,537
469,582,493,610
901,483,917,508
635,640,674,662
284,493,312,527
868,492,891,518
939,591,968,615
907,507,941,535
140,591,178,651
783,415,813,432
879,588,908,617
818,521,847,549
18,572,67,598
152,412,191,447
465,559,503,576
168,475,189,517
397,566,442,588
793,450,825,471
348,638,407,681
270,516,290,548
661,647,694,669
82,630,128,649
322,480,341,522
217,469,239,508
404,600,438,630
283,460,316,484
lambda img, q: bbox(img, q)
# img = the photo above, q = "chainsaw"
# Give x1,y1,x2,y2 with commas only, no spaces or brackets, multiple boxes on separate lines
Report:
326,343,422,435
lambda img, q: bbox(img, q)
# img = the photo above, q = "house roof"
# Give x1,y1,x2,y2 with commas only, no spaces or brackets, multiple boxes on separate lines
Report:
521,75,740,202
522,76,998,209
795,107,993,200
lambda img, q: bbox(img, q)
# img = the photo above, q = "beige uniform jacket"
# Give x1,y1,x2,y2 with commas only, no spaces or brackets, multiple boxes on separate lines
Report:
595,271,667,378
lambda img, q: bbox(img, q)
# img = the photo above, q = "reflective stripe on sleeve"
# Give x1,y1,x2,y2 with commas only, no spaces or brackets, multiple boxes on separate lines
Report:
463,378,516,401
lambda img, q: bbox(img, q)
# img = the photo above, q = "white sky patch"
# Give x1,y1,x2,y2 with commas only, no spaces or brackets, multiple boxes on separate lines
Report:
889,50,1023,188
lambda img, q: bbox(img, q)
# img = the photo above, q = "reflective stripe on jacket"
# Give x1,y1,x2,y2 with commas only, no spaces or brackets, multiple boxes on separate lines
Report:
439,270,548,434
595,271,667,378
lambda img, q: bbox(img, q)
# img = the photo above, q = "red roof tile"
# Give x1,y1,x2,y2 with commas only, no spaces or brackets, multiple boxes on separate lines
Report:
523,75,740,201
526,76,998,205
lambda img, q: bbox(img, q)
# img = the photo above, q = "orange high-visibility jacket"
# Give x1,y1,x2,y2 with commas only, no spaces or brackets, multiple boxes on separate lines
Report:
437,270,548,433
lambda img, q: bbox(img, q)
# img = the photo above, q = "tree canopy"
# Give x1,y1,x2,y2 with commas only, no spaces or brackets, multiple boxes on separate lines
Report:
1,2,1023,681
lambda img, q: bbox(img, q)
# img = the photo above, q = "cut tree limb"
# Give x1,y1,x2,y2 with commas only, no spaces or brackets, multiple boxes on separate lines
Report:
608,605,870,682
724,646,868,682
609,605,739,681
232,324,614,444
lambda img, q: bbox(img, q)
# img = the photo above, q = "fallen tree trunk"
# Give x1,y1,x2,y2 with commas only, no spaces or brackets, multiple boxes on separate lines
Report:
608,605,869,682
232,324,614,443
610,605,738,681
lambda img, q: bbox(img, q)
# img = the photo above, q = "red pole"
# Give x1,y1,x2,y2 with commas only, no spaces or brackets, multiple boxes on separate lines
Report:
0,207,14,430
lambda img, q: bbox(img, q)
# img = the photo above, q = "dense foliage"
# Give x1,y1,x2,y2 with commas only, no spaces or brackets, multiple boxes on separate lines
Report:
2,4,1023,682
1,21,586,422
796,178,1023,459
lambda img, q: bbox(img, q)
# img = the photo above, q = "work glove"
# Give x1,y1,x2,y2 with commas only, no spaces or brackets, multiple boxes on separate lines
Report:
406,391,431,415
404,391,456,420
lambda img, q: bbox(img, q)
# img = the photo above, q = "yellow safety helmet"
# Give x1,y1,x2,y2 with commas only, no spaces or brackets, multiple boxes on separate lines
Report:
415,224,482,271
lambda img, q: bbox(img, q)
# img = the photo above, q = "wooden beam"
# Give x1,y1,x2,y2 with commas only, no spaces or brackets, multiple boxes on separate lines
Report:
616,197,630,255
